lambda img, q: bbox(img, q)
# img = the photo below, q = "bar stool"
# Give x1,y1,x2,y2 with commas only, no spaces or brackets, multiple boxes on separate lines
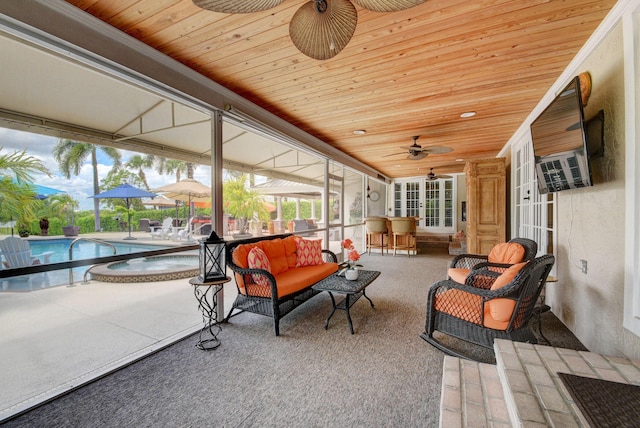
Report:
390,217,416,257
365,217,388,255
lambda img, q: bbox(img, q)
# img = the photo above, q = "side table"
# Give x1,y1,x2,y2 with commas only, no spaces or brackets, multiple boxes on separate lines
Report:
189,276,231,350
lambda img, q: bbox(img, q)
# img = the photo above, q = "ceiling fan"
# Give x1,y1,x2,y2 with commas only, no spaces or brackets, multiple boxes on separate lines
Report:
192,0,426,60
426,168,453,181
384,136,453,161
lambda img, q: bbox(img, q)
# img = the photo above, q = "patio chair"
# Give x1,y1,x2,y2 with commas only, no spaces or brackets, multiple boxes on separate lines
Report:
420,254,555,360
447,238,538,284
365,217,388,255
390,217,416,257
149,217,173,240
0,236,54,268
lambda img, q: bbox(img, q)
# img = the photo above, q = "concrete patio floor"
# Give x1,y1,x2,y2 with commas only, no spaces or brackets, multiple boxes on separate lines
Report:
0,231,239,422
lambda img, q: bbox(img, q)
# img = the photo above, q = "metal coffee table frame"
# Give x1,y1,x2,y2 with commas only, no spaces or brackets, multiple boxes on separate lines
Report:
312,269,380,334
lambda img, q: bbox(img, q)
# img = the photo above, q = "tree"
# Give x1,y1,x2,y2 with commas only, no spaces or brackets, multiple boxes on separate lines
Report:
99,169,147,211
0,148,51,229
223,174,268,234
125,154,155,190
53,139,121,231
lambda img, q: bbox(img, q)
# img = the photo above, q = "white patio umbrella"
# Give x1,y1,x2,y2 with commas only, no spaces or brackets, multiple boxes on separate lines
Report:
142,195,176,207
152,178,212,226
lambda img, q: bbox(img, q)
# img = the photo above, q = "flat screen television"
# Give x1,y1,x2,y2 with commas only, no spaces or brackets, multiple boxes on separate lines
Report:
530,76,604,194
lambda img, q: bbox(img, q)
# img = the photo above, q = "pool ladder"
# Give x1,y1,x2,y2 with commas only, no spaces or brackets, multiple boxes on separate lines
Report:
67,238,117,286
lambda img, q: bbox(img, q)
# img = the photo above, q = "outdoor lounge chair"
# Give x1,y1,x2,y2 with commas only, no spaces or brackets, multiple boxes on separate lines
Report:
0,236,54,268
149,217,173,240
447,238,538,284
420,254,555,360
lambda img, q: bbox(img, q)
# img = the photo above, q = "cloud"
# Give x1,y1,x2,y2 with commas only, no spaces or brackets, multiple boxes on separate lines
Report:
1,127,213,211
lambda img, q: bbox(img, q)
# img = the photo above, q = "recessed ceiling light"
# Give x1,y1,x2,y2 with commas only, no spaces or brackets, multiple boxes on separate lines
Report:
456,158,464,162
460,111,476,118
353,129,366,135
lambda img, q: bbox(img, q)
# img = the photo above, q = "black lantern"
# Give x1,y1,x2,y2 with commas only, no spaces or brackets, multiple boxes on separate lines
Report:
199,230,227,282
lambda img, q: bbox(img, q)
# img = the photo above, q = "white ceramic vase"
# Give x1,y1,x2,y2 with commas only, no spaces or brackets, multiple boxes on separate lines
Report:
345,268,359,281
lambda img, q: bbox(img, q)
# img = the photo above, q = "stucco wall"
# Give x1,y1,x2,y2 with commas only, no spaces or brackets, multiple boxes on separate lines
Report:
547,21,640,359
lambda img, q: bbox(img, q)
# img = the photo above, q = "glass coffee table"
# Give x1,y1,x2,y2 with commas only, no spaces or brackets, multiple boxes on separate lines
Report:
312,269,381,334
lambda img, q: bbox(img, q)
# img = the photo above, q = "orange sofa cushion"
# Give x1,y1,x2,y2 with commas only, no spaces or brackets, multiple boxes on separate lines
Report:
274,263,338,298
232,236,337,297
488,242,525,264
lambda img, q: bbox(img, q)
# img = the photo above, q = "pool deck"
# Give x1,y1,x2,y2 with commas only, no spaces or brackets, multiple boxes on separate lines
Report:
0,230,239,422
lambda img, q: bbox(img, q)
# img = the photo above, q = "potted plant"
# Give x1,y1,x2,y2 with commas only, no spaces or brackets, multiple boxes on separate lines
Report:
39,217,49,236
338,239,362,280
51,194,80,237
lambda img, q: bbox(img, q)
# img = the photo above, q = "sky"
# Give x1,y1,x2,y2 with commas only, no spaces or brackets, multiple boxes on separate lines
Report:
0,127,212,210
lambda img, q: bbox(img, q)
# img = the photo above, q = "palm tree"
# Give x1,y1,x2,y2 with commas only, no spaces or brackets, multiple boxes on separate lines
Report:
125,154,155,190
0,148,51,231
155,158,198,182
53,139,121,231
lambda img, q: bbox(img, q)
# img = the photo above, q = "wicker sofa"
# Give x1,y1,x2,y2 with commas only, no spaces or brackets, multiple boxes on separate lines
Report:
225,233,338,335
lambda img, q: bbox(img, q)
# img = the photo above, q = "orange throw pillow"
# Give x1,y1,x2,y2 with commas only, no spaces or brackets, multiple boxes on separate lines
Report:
247,247,272,287
295,238,324,267
488,242,525,264
487,261,528,322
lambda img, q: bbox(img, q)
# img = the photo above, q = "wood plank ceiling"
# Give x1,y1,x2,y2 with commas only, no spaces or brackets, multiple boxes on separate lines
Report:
64,0,616,179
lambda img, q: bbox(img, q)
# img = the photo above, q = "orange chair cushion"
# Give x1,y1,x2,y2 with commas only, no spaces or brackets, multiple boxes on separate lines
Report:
434,288,512,330
435,262,526,331
487,262,528,322
295,238,324,267
488,242,526,264
447,268,470,284
247,247,271,286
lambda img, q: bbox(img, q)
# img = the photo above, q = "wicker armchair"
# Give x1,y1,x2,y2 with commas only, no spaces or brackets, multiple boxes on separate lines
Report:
447,238,538,283
420,254,555,359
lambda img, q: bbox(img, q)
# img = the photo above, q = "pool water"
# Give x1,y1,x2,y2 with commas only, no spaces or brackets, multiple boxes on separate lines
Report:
28,239,168,263
1,239,172,292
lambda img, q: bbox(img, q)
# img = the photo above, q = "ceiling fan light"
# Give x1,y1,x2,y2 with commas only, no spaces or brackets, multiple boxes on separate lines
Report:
192,0,283,13
289,0,358,60
352,0,426,12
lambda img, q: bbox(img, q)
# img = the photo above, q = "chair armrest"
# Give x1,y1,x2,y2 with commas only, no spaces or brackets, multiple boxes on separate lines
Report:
322,249,337,263
449,253,489,270
226,261,279,299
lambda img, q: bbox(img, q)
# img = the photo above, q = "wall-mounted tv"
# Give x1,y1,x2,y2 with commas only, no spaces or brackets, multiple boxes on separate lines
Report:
530,76,604,194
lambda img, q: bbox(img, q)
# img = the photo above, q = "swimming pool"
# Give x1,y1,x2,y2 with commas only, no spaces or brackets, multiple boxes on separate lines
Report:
1,238,174,292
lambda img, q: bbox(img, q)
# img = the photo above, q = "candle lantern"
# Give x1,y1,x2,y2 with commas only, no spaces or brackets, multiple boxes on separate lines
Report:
199,230,227,282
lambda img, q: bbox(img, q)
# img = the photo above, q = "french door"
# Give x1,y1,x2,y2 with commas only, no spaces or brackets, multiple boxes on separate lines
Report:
513,136,555,257
393,178,455,232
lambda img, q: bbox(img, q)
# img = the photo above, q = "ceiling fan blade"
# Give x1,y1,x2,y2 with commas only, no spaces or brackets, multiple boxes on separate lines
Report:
192,0,283,13
423,146,453,154
382,152,406,157
400,145,424,152
437,174,453,179
352,0,426,12
289,0,358,60
407,152,427,160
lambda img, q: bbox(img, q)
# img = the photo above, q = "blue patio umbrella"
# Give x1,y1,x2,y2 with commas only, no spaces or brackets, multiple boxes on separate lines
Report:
91,184,156,240
32,184,65,200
